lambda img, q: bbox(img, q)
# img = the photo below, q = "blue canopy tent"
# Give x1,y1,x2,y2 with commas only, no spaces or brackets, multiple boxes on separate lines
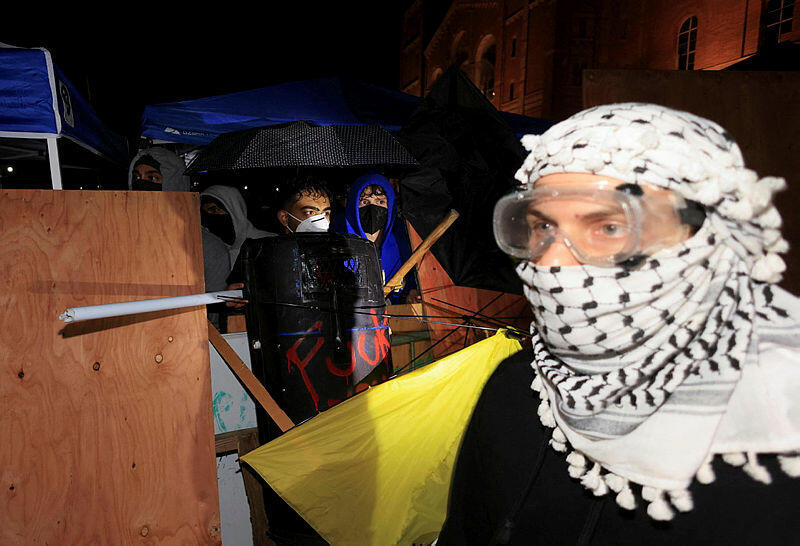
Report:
0,44,128,189
140,77,553,146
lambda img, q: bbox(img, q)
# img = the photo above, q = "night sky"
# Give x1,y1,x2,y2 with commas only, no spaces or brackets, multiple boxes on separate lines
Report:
3,4,410,141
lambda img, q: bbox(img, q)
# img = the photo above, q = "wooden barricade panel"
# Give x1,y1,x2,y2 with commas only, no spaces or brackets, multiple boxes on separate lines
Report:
407,222,532,358
583,69,800,294
0,190,220,544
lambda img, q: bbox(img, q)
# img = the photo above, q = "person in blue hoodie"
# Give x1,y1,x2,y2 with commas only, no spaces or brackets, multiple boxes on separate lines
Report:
334,172,419,304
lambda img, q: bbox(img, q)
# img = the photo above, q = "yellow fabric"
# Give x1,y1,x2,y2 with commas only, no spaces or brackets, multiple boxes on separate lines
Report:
242,331,522,545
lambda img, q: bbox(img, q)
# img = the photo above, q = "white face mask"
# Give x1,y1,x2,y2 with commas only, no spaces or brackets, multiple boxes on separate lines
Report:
288,212,330,233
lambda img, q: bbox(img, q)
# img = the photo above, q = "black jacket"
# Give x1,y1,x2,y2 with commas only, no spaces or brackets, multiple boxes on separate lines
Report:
438,349,800,545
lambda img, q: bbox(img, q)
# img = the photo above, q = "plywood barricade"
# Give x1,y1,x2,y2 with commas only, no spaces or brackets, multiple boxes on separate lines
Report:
583,69,800,294
407,222,532,359
0,190,221,544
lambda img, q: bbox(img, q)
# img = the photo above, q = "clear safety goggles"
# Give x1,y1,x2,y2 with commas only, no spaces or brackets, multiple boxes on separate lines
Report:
493,185,691,267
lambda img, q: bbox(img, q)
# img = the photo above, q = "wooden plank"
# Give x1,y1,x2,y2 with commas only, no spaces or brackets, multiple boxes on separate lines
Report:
215,428,254,455
207,322,295,433
236,430,273,546
386,303,426,333
226,313,247,333
213,428,273,545
0,190,220,544
384,209,459,295
583,69,800,294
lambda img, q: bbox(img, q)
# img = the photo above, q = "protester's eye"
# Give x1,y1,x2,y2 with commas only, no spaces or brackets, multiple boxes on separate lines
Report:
531,221,554,234
594,222,628,238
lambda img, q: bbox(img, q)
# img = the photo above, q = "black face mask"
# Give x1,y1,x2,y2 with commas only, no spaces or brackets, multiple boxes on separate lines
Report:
202,211,236,246
132,179,162,191
359,204,388,235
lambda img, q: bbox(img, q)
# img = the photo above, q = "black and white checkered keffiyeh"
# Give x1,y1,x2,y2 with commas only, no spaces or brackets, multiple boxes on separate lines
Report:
515,103,800,520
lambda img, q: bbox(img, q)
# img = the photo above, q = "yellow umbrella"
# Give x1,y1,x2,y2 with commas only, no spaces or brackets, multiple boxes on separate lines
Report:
242,330,523,545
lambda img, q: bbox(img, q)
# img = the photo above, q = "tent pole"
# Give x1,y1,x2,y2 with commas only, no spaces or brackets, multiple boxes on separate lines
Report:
46,137,63,190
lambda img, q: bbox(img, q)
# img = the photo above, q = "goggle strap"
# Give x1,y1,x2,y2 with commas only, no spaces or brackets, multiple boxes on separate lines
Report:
678,200,706,229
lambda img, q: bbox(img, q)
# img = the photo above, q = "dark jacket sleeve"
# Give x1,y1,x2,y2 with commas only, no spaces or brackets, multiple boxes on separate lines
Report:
438,349,541,545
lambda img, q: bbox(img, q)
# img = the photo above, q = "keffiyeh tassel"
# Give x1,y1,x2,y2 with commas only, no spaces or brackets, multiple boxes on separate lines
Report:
777,453,800,477
550,427,568,452
537,397,556,428
742,452,772,484
722,452,747,467
580,462,609,496
604,473,637,510
566,451,587,479
695,454,716,484
667,489,694,512
642,487,675,521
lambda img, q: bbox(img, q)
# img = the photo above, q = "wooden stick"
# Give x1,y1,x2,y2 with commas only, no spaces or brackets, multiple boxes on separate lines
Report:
384,209,460,295
207,321,295,432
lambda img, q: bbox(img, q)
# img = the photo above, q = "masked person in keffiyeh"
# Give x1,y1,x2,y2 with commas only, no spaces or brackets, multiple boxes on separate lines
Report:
438,103,800,545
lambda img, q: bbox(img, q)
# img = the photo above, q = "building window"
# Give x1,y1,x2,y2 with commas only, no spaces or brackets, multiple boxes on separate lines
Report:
677,16,698,70
509,82,515,101
511,38,517,57
429,68,444,92
477,36,496,99
764,0,795,45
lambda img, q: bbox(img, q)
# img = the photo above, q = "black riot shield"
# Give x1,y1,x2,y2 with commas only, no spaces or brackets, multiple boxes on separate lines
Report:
240,232,392,431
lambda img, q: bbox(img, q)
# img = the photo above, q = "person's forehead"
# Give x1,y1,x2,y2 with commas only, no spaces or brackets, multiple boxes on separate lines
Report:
534,172,673,199
135,164,161,174
534,172,622,190
294,191,330,209
360,186,386,198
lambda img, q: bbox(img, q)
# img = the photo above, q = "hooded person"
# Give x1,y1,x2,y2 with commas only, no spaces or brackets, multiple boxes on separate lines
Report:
128,148,225,288
127,147,191,192
200,185,274,326
201,185,274,268
439,103,800,544
334,172,415,302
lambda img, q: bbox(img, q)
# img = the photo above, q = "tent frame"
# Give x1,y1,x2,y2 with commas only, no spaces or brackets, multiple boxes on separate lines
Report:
0,46,125,190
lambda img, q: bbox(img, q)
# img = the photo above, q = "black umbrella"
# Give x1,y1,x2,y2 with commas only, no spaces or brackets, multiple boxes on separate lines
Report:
185,121,418,174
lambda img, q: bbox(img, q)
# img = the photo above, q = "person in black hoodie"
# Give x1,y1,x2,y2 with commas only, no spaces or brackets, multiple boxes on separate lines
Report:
439,103,800,545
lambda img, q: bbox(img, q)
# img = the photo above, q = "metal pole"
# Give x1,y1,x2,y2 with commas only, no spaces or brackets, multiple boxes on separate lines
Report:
46,137,63,190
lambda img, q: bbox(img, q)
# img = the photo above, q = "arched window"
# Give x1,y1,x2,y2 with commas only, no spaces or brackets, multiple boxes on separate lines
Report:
476,35,496,99
429,68,444,92
677,16,698,70
451,31,470,71
764,0,795,45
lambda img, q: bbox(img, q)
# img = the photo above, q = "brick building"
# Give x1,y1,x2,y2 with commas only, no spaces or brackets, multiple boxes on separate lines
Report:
400,0,800,120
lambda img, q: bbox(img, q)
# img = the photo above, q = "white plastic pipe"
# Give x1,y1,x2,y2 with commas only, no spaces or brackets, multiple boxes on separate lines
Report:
58,290,244,323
